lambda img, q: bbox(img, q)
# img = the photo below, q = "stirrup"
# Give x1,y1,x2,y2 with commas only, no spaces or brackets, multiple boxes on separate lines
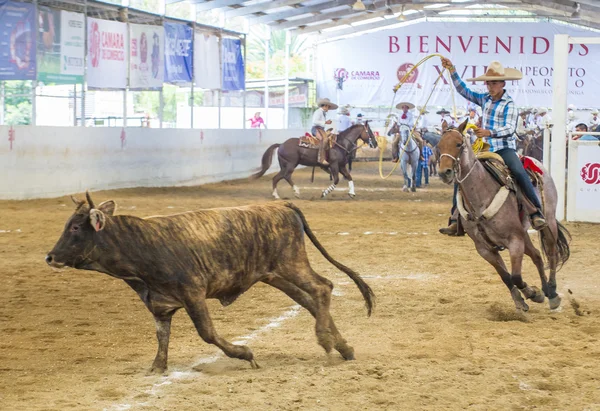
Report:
530,214,547,231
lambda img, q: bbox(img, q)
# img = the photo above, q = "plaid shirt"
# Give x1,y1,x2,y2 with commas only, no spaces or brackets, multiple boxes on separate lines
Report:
421,145,432,166
451,71,518,152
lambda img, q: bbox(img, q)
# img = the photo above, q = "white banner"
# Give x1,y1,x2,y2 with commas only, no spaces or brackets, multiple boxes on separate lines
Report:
194,33,220,90
87,18,127,89
129,23,164,90
60,11,84,78
317,22,600,108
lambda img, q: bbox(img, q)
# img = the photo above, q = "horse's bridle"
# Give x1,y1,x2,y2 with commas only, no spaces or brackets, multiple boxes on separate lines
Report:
439,130,477,184
335,122,376,153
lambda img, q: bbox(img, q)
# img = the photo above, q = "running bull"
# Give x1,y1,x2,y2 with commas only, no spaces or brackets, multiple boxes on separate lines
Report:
46,192,374,373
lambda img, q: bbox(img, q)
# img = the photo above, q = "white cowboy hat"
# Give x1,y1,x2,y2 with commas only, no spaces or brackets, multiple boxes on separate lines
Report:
316,98,338,110
568,104,576,110
591,109,599,115
338,106,350,115
416,105,429,114
519,109,531,116
396,102,415,110
436,108,450,115
467,61,523,82
537,107,548,115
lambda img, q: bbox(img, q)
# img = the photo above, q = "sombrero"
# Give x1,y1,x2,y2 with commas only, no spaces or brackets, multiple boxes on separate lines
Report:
316,98,338,110
519,109,531,116
416,105,429,114
453,109,466,119
436,108,450,115
338,106,350,115
591,109,599,115
537,107,548,115
396,102,415,110
467,61,523,82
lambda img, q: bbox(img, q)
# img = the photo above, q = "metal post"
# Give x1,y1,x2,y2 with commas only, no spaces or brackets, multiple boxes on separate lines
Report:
0,81,4,125
551,34,569,221
81,0,87,127
284,30,290,129
73,84,77,126
242,34,247,129
542,127,550,170
123,8,129,127
218,33,222,129
32,0,38,126
159,89,164,128
264,28,270,127
191,21,196,129
190,84,194,128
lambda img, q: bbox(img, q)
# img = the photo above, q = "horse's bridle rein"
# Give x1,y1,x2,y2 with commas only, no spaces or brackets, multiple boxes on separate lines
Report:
334,123,375,153
439,129,477,184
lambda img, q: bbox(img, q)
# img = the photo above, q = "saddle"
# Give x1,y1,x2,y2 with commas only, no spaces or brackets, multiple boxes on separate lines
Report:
298,131,336,149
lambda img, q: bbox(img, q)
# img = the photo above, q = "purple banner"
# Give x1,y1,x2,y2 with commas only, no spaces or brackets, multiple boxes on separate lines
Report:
0,0,36,80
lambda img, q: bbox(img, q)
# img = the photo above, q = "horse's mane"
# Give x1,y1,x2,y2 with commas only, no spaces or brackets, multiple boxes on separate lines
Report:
338,123,363,137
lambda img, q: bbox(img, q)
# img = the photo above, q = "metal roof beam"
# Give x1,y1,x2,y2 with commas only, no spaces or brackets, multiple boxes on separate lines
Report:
194,0,243,12
249,0,356,25
225,0,305,18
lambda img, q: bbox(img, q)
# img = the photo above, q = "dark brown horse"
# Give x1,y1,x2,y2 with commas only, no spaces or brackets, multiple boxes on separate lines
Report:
438,120,570,312
523,130,544,161
252,122,377,199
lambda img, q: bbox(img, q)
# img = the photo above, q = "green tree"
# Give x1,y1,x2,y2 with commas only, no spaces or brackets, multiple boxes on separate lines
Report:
246,28,313,80
3,81,32,125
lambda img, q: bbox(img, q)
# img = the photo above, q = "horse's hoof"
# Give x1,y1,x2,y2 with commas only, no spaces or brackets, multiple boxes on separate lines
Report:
549,295,562,310
530,286,545,303
348,193,356,198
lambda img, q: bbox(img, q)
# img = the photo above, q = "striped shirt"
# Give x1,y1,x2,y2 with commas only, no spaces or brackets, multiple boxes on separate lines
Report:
451,71,518,152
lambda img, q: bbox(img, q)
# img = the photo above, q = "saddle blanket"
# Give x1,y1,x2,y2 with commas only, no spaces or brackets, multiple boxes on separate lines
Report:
299,133,319,149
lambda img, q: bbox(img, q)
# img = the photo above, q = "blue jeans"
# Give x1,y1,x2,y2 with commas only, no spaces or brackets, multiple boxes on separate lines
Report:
496,148,542,210
416,162,429,187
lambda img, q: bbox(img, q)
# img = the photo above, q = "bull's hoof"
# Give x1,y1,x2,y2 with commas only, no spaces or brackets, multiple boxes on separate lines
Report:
549,295,562,310
249,359,261,369
337,344,355,361
150,364,167,374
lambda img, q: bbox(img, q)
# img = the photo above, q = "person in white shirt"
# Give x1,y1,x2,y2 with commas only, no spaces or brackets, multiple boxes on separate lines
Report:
396,102,415,129
589,109,599,129
516,109,533,137
436,108,454,131
536,107,551,130
337,106,352,133
416,106,429,133
567,111,578,133
311,97,338,166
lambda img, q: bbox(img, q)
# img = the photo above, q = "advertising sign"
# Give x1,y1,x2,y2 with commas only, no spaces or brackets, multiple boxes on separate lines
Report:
130,23,164,90
0,0,36,80
164,22,192,83
87,17,127,89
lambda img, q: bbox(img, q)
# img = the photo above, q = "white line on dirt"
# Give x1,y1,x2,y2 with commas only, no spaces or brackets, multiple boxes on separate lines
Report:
105,306,302,411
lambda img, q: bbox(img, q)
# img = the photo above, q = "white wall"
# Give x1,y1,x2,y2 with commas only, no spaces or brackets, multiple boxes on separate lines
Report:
0,126,303,200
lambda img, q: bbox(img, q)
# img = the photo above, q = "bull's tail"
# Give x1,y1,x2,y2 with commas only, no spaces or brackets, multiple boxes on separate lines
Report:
285,202,375,316
251,144,280,179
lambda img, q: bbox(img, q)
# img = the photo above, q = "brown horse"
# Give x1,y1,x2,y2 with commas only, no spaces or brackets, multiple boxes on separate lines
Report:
438,120,570,311
522,130,544,161
252,122,377,199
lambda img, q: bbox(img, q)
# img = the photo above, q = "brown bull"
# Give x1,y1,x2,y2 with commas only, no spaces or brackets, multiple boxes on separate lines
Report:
46,192,374,373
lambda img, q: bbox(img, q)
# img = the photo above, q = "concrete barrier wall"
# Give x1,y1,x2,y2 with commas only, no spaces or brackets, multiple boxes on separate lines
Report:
0,126,304,200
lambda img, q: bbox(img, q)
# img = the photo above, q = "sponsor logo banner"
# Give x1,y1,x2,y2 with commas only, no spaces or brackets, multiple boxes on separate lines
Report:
222,38,244,91
576,145,600,210
130,23,164,90
164,22,192,83
0,1,36,80
87,17,127,89
37,7,84,84
317,22,600,108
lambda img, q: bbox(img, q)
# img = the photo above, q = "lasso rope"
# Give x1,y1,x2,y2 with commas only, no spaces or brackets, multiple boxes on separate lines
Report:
378,53,458,179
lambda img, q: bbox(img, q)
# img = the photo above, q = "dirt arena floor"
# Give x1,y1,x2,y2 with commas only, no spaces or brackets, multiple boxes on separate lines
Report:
1,163,600,411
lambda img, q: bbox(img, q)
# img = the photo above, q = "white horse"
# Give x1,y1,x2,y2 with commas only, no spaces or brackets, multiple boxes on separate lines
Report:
389,123,421,192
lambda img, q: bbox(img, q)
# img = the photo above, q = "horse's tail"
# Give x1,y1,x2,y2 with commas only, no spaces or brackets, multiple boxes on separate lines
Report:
540,221,571,271
251,143,280,179
285,202,375,317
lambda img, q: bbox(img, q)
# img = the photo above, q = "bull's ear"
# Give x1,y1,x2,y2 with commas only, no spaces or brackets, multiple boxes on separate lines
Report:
457,119,469,135
89,209,106,232
71,196,84,207
441,120,448,133
97,200,116,216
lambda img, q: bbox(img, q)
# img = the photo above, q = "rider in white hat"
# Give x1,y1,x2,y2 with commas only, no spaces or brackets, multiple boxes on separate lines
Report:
439,58,547,235
337,105,352,133
312,98,338,166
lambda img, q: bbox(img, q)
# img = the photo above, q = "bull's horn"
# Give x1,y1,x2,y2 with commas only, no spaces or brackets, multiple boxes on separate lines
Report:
85,191,96,209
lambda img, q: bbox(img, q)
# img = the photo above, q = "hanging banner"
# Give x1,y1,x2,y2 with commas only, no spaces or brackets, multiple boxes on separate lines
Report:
37,8,84,84
221,38,244,91
194,33,220,89
0,0,36,80
317,22,600,108
87,17,127,89
164,22,192,83
130,23,164,90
